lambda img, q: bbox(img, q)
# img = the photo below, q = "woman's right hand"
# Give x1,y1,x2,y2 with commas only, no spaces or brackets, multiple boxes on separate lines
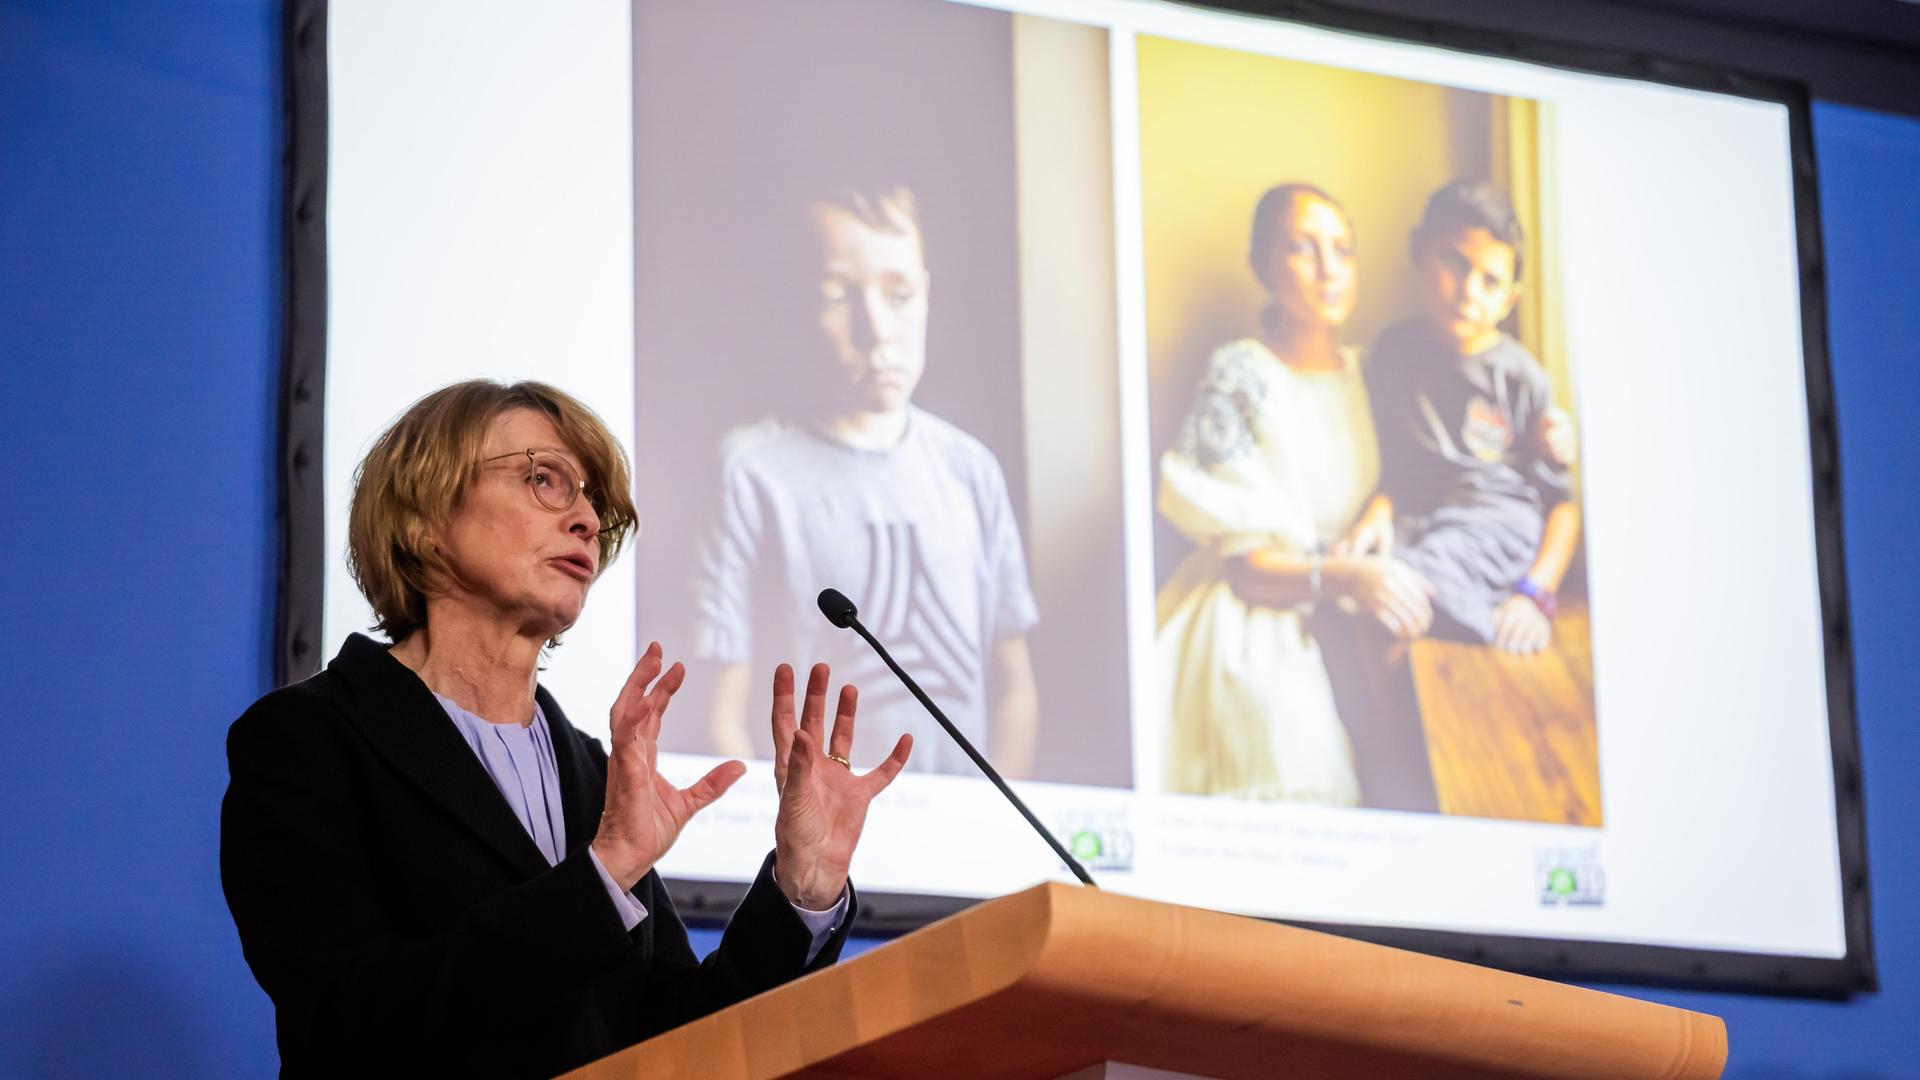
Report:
1329,556,1435,640
591,642,747,891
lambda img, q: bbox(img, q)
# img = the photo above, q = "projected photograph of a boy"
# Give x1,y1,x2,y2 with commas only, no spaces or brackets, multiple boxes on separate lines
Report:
1141,34,1601,827
630,0,1131,788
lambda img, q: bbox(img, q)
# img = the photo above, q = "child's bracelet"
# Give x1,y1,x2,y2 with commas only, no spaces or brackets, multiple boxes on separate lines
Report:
1515,576,1558,617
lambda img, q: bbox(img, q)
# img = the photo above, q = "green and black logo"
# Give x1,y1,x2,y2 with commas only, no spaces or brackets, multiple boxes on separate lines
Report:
1058,811,1134,872
1537,846,1605,907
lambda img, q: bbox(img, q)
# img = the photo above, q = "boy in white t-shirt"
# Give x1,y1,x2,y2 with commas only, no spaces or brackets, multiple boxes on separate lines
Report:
692,187,1040,776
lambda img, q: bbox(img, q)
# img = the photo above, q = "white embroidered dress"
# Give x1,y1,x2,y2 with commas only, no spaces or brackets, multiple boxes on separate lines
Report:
1155,338,1380,802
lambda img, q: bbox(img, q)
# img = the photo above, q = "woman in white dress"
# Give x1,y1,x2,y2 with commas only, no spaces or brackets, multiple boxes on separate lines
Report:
1157,184,1436,802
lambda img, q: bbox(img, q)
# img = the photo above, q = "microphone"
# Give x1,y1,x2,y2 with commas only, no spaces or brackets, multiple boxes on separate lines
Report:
818,588,858,629
815,588,1096,887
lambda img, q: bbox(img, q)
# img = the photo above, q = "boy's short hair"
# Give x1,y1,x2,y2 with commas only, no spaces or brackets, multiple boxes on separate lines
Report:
1412,181,1525,280
815,186,924,257
1248,182,1350,285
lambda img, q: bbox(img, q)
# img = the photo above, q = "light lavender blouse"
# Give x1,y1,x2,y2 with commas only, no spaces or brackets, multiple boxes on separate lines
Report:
433,694,845,959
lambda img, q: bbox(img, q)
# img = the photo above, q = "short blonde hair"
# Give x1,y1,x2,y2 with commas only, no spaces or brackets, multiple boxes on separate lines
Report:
347,380,638,642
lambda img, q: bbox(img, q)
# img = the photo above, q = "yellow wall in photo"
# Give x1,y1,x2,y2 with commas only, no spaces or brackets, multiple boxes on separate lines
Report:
1137,35,1551,474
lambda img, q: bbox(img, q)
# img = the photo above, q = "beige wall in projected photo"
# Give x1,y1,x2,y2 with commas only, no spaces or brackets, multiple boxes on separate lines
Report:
1013,14,1128,789
1137,33,1600,827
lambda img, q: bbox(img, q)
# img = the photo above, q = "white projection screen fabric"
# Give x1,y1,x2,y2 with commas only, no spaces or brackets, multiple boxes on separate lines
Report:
308,0,1869,991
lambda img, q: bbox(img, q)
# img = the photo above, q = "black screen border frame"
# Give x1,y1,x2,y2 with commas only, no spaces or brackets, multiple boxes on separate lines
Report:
279,0,1874,996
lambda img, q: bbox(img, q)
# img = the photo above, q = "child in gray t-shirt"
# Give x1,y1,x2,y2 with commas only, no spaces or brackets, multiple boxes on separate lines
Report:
692,187,1040,774
1363,182,1581,653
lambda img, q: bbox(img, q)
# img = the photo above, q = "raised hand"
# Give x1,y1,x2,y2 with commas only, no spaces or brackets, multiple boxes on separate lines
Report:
591,642,747,891
768,663,911,909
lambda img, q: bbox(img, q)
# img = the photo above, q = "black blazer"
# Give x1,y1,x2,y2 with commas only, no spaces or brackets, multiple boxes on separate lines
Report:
221,634,852,1078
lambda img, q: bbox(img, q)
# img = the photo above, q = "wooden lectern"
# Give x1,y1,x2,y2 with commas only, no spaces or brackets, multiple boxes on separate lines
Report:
564,883,1726,1079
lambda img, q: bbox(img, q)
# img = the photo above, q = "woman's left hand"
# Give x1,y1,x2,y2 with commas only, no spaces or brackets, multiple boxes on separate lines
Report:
1331,493,1395,558
768,663,912,909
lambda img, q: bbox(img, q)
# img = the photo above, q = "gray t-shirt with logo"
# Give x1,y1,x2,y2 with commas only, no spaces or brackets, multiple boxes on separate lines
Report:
1365,320,1573,642
693,408,1039,773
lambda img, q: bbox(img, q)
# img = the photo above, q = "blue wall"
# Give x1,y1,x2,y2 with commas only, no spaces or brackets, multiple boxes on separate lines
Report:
0,2,281,1077
0,2,1912,1075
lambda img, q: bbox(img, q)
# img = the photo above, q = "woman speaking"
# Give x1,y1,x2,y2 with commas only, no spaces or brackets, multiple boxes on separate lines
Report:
221,380,912,1078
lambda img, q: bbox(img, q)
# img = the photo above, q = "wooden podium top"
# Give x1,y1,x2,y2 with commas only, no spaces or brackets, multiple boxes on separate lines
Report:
565,883,1726,1080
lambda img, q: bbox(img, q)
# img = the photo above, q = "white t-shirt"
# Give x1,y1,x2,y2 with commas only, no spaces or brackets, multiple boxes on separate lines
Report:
693,408,1039,774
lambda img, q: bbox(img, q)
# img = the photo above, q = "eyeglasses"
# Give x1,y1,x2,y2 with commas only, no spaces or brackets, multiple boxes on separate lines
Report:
481,449,595,515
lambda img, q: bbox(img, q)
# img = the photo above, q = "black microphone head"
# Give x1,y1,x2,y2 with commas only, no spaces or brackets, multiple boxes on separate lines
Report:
817,588,858,629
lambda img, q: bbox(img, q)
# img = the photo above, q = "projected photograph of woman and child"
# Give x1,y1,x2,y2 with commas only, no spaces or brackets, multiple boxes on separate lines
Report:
1141,36,1603,827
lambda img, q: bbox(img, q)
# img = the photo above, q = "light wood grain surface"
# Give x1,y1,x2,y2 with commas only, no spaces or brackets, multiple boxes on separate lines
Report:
1411,598,1603,826
564,881,1722,1080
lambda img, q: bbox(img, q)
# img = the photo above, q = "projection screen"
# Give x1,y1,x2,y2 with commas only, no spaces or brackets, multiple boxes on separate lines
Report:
287,0,1872,992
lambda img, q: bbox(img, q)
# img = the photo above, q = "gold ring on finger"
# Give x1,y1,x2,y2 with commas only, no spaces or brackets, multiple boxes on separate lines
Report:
826,753,852,769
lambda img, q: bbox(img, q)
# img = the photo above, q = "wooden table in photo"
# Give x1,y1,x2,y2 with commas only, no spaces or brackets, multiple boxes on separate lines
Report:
1408,598,1603,826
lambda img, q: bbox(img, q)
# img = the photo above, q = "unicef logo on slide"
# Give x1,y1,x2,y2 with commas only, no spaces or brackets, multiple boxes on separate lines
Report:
1537,847,1605,907
1057,811,1134,872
